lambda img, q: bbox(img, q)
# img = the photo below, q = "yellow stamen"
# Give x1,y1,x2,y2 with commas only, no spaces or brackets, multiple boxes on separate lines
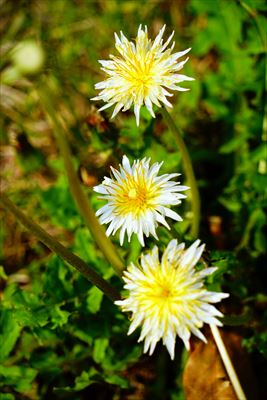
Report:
128,188,137,199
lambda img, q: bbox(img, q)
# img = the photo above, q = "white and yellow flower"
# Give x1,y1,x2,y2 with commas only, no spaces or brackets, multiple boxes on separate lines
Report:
92,25,194,126
115,239,229,359
93,155,188,246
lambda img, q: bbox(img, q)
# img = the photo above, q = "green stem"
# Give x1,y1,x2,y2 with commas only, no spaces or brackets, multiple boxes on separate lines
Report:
238,0,267,174
0,194,120,302
39,87,124,276
161,107,201,239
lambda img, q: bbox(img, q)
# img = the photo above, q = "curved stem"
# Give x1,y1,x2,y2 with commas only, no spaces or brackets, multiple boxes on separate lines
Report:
238,0,267,175
160,107,201,239
39,87,124,276
210,324,247,400
0,194,120,302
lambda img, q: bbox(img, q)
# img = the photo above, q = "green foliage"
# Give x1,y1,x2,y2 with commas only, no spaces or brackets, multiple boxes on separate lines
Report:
243,332,267,359
0,365,37,393
0,310,21,361
1,0,266,398
39,177,80,229
0,253,140,397
86,286,103,314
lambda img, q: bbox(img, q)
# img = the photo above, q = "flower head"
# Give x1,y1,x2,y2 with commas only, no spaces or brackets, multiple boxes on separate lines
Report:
115,239,229,359
92,25,194,126
93,155,188,246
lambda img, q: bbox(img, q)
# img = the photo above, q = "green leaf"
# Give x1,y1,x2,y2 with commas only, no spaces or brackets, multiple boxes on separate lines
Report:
73,369,98,391
0,309,22,361
93,338,109,363
44,256,74,302
243,332,267,358
223,309,252,326
12,306,49,328
54,368,100,393
219,133,250,154
86,286,103,314
254,228,267,253
50,305,70,328
126,234,142,265
219,196,242,212
190,0,220,13
0,266,7,280
250,144,267,162
101,345,142,372
0,365,37,392
69,325,93,345
2,286,49,328
105,374,129,388
73,227,93,263
30,348,62,371
0,395,15,400
203,99,229,118
39,177,79,229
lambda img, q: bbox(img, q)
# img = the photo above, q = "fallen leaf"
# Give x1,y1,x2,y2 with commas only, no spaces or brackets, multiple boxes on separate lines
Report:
183,329,259,400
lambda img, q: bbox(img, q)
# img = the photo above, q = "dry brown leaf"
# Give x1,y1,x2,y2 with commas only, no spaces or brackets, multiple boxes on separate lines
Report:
183,330,259,400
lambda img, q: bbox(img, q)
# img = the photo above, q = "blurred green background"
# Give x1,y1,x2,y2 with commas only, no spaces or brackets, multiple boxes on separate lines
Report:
0,0,266,399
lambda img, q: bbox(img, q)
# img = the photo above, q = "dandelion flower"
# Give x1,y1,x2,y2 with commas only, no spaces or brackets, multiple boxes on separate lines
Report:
92,25,194,126
93,155,188,246
115,239,229,359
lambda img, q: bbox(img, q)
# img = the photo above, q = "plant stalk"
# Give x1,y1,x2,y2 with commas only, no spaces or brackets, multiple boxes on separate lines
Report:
39,87,124,275
160,107,201,239
200,258,246,399
0,194,120,302
210,324,247,400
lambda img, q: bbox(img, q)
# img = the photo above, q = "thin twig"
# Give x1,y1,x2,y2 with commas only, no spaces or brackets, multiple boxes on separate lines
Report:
0,194,120,302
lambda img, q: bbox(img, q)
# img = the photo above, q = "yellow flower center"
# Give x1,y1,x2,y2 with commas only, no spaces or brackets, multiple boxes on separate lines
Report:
128,188,137,199
140,273,176,305
113,170,160,216
135,268,192,317
125,184,149,213
123,67,153,96
114,46,156,96
159,285,172,299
